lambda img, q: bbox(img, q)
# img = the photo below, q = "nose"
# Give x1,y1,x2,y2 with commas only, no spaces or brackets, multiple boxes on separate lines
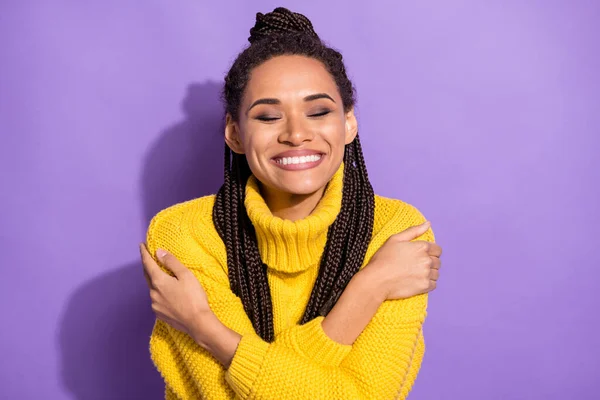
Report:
278,114,314,146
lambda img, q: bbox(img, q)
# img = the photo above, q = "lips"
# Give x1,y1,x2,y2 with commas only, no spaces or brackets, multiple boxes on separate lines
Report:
270,150,326,171
272,149,324,159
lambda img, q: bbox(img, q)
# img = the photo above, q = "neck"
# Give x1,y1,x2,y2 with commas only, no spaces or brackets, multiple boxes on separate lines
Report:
259,184,327,221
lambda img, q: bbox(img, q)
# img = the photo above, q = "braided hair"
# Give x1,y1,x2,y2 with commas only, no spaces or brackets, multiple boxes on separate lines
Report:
212,7,375,342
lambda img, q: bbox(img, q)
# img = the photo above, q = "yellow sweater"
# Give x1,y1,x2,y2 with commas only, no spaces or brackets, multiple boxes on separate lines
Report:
146,164,435,400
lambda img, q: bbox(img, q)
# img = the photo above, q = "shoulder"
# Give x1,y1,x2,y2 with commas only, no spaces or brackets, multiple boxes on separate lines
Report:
147,195,216,238
373,194,428,231
372,194,435,242
146,195,227,268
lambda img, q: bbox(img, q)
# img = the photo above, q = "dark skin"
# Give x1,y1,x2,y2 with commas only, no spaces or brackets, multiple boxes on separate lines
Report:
140,55,443,368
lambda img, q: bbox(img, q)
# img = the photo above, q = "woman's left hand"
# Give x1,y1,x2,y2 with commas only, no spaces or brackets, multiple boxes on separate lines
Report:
139,244,211,340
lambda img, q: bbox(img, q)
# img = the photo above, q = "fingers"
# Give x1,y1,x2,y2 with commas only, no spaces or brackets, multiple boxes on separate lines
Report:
140,243,162,285
394,221,431,242
428,243,442,257
431,255,441,270
411,240,443,258
429,265,440,281
429,256,441,286
428,279,437,291
156,249,189,279
143,269,151,287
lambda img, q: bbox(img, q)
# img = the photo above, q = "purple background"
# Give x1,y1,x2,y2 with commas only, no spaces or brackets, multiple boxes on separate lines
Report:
1,1,598,399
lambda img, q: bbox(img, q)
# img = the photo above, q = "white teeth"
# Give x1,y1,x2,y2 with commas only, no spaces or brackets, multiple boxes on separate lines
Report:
276,154,322,165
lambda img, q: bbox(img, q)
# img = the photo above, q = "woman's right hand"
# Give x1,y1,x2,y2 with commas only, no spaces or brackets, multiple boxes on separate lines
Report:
360,221,443,301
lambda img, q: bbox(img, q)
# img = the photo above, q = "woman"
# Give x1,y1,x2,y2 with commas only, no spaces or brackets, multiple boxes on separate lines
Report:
140,7,442,400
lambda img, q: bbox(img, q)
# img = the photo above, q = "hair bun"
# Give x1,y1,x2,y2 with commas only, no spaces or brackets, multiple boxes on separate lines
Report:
248,7,319,44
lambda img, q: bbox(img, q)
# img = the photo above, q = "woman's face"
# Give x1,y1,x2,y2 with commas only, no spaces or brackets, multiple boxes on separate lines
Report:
225,55,357,196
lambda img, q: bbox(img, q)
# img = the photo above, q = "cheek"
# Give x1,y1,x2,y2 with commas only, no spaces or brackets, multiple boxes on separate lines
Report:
322,122,347,152
241,130,274,170
245,134,269,156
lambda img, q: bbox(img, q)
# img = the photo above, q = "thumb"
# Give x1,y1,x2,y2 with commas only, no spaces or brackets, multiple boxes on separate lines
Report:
156,249,188,278
394,221,431,242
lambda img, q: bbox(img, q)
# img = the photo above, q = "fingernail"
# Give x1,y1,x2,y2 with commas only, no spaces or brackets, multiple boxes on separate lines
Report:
156,249,167,258
423,221,431,227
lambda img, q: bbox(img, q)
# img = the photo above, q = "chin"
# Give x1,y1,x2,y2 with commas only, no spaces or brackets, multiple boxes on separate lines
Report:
270,160,341,196
250,157,340,196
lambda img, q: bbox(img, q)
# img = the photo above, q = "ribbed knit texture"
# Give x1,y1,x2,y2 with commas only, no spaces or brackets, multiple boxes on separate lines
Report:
147,164,435,399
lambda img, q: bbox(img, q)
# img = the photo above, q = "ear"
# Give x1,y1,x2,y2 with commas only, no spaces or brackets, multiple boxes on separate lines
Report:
224,113,245,154
344,108,358,145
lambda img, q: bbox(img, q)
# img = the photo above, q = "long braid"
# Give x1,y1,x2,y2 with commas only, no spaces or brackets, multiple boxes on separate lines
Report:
214,148,276,341
303,137,375,321
324,138,375,311
213,8,375,342
236,153,275,340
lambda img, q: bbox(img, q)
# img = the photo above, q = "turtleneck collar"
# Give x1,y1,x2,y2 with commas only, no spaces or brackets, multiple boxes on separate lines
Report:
244,163,344,273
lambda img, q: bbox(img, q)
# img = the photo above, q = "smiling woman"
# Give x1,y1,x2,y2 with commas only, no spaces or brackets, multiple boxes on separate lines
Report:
140,6,442,400
225,55,357,215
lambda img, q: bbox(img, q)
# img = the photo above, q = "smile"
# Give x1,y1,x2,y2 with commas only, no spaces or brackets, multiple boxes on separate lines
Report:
271,152,325,171
275,154,322,165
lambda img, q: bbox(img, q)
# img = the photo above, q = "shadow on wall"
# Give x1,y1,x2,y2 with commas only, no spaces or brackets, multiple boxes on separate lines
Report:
58,81,225,399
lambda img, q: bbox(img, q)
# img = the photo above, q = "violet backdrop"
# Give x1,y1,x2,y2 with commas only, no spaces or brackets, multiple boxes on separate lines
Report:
1,1,598,399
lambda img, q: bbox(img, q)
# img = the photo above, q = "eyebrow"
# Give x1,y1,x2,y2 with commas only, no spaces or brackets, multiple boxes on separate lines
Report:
246,93,336,115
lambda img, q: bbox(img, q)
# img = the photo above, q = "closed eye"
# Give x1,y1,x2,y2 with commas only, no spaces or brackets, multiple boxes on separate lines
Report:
256,116,280,122
309,110,331,118
255,110,331,122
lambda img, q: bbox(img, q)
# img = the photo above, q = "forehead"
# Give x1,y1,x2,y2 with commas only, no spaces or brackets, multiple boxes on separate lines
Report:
244,55,339,101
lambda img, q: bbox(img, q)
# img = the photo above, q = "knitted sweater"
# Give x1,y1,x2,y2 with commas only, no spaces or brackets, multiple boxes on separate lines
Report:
146,164,435,400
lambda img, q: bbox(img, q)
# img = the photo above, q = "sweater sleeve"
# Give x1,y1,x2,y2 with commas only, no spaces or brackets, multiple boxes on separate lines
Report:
146,202,432,400
224,295,428,400
224,205,435,400
336,212,434,400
